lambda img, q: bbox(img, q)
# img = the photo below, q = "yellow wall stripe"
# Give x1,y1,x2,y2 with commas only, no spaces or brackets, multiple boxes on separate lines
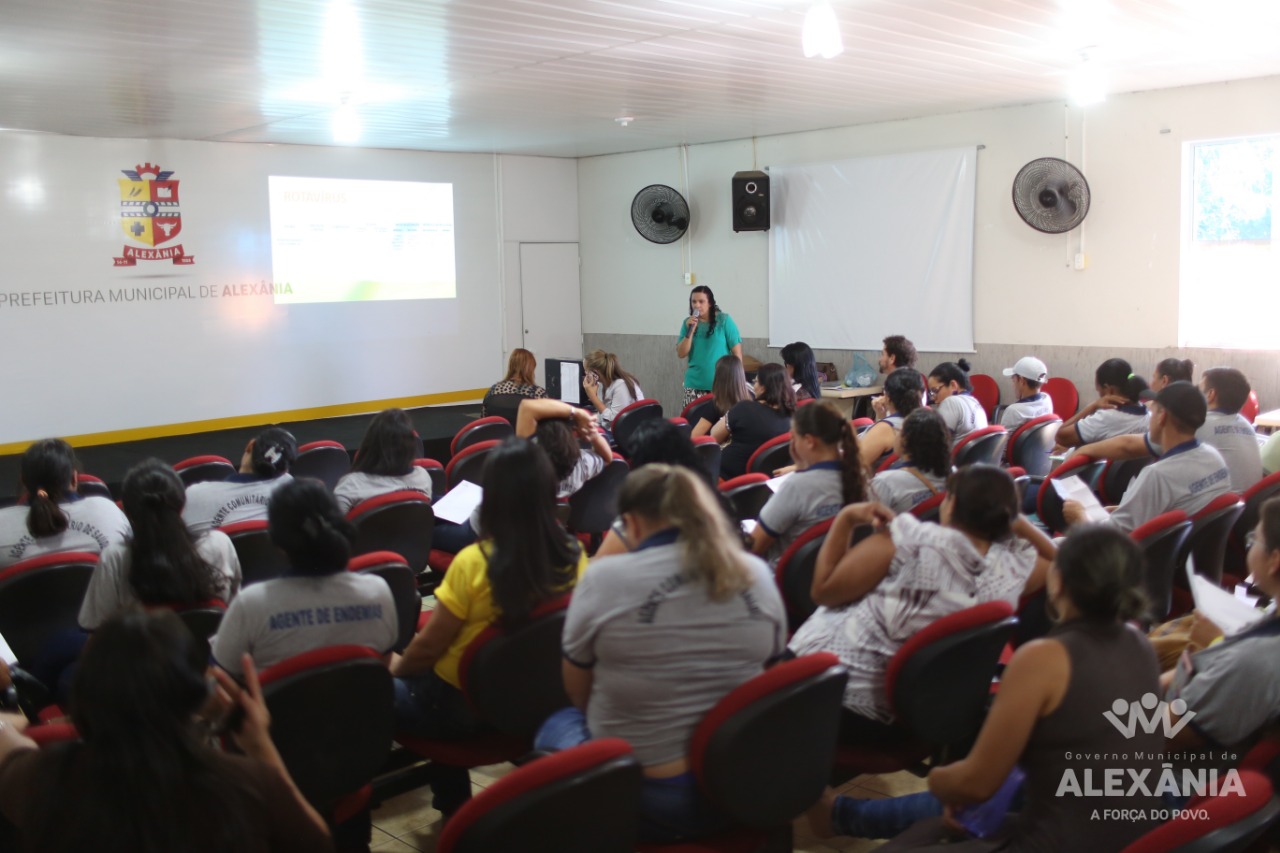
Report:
0,389,487,456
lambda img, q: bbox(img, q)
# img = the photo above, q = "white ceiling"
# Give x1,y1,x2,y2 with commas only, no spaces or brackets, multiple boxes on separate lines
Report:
4,0,1280,158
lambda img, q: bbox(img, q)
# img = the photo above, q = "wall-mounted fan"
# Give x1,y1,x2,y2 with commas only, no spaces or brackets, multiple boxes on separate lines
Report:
631,184,690,244
1012,157,1091,233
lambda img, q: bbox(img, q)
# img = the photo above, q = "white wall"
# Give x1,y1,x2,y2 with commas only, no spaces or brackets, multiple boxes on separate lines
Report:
579,75,1280,350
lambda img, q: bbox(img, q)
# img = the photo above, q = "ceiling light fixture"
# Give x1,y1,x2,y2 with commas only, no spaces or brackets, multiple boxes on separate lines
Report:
802,1,843,59
1069,49,1106,106
332,94,361,144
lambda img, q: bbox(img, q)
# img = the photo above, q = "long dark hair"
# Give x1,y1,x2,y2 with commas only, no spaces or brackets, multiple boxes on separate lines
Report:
900,409,951,478
477,439,581,625
1095,359,1148,403
534,420,581,483
929,359,974,393
1055,525,1148,622
20,439,78,538
247,427,297,478
689,285,720,334
352,408,416,476
122,460,223,606
25,610,255,851
755,363,797,417
884,367,925,417
946,464,1018,542
781,342,822,401
268,478,355,576
792,401,865,505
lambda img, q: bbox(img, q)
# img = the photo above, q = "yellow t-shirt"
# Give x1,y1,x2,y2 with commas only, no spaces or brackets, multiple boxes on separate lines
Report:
432,540,588,688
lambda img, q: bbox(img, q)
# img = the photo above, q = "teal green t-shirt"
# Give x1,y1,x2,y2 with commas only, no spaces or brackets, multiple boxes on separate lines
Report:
678,311,742,390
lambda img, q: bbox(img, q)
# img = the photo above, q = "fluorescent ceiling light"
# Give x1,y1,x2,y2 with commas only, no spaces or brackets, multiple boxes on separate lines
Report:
1069,53,1107,106
802,2,843,59
332,100,361,144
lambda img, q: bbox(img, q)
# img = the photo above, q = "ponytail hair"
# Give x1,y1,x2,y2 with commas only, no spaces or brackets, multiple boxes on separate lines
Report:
1155,358,1195,385
249,427,297,478
21,439,77,538
792,401,866,504
584,349,640,400
268,479,354,576
1055,525,1149,623
928,359,973,393
618,465,749,601
1095,358,1147,403
883,367,925,417
121,459,222,605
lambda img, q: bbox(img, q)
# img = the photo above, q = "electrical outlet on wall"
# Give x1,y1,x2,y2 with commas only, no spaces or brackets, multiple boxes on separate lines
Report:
685,272,696,285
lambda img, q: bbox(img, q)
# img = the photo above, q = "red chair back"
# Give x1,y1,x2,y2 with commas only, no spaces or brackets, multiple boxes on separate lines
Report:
1178,493,1245,586
1242,390,1260,424
719,474,772,523
0,552,98,665
969,374,1000,420
1130,511,1192,622
1098,456,1155,506
346,490,435,574
347,551,421,652
293,440,351,491
173,455,236,487
876,451,900,474
1005,414,1062,477
259,645,394,814
950,426,1008,469
218,519,290,587
1119,769,1278,853
414,457,446,499
1228,470,1280,573
681,393,715,421
746,433,793,476
613,400,664,456
446,440,501,491
910,492,946,523
567,459,629,546
451,417,514,457
851,417,874,433
1043,377,1080,420
774,518,833,633
688,653,846,828
438,740,642,853
76,474,113,500
1037,455,1107,536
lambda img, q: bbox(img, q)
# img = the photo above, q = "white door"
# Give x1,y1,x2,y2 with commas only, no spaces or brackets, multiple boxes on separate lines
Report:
519,242,582,387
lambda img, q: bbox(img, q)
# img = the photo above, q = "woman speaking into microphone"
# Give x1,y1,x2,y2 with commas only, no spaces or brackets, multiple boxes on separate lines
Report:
676,285,743,407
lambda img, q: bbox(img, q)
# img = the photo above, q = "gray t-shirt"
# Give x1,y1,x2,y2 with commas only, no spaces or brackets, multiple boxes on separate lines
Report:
1108,441,1231,533
0,496,131,569
870,467,947,515
79,530,242,630
757,464,844,564
1198,411,1263,493
333,469,434,515
183,474,294,535
598,378,643,429
557,448,606,499
1000,392,1054,431
1074,404,1150,445
561,537,786,766
936,393,988,441
211,572,397,676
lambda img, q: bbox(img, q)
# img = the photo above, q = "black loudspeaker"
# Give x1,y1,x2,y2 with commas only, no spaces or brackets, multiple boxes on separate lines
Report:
732,170,770,232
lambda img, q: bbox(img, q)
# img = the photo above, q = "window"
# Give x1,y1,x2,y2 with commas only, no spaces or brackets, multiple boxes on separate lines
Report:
1180,134,1280,348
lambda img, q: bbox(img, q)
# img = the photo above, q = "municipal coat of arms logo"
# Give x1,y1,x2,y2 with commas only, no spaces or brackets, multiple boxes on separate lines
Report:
113,163,195,266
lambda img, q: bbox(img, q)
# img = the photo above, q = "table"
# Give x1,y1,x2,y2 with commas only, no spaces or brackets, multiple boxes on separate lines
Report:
1255,408,1280,435
819,384,882,419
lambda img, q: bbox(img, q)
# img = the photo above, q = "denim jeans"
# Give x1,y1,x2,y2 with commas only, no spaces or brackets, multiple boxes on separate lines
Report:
432,520,477,554
832,792,944,839
393,671,488,815
535,707,735,843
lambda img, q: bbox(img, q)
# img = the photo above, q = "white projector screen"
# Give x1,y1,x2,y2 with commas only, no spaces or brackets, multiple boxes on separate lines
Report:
768,147,978,352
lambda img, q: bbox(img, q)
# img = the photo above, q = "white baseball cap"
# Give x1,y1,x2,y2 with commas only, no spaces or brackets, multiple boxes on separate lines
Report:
1003,356,1048,383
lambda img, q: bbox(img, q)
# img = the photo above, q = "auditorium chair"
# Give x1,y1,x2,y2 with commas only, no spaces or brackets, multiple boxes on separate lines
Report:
567,459,629,552
173,455,236,487
910,492,946,523
1242,390,1261,425
1119,769,1279,853
774,518,834,634
1097,456,1155,506
1004,414,1062,477
1042,377,1080,420
76,474,113,500
681,393,718,430
719,474,772,524
969,373,1000,421
346,490,435,576
450,416,513,456
482,394,526,426
951,426,1007,469
437,739,643,853
635,653,846,852
876,451,900,474
1036,455,1106,536
169,599,227,654
1175,492,1245,586
1129,511,1193,623
0,551,97,665
413,457,446,499
218,519,290,587
832,601,1018,781
1225,470,1280,577
746,433,793,476
851,417,874,434
691,436,722,486
446,440,500,491
612,399,664,456
292,440,351,491
347,551,420,652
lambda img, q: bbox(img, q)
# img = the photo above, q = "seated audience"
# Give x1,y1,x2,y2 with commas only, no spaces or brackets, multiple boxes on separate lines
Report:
582,349,643,431
811,526,1161,849
481,347,545,417
878,334,918,374
392,438,586,817
714,362,796,479
862,367,926,470
1151,356,1195,391
536,465,787,843
211,479,397,677
80,459,241,630
782,341,822,401
1064,382,1231,533
0,439,131,569
183,427,296,535
869,409,951,515
515,398,612,498
998,356,1053,430
926,360,988,442
333,408,431,514
790,465,1053,727
0,609,331,852
1053,358,1149,449
751,402,865,564
690,355,753,439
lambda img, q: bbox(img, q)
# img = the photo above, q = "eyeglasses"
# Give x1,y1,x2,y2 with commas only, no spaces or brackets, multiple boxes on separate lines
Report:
610,518,634,551
926,386,942,401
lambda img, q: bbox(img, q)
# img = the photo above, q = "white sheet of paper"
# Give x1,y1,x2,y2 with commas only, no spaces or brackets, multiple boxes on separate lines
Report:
559,362,580,402
1187,565,1264,637
433,480,484,525
0,631,16,667
766,471,794,493
1050,475,1110,523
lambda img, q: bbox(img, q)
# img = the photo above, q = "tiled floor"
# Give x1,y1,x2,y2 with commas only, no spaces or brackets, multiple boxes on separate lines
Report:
369,763,929,852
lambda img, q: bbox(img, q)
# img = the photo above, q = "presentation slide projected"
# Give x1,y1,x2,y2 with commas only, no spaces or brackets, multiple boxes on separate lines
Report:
268,176,456,304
